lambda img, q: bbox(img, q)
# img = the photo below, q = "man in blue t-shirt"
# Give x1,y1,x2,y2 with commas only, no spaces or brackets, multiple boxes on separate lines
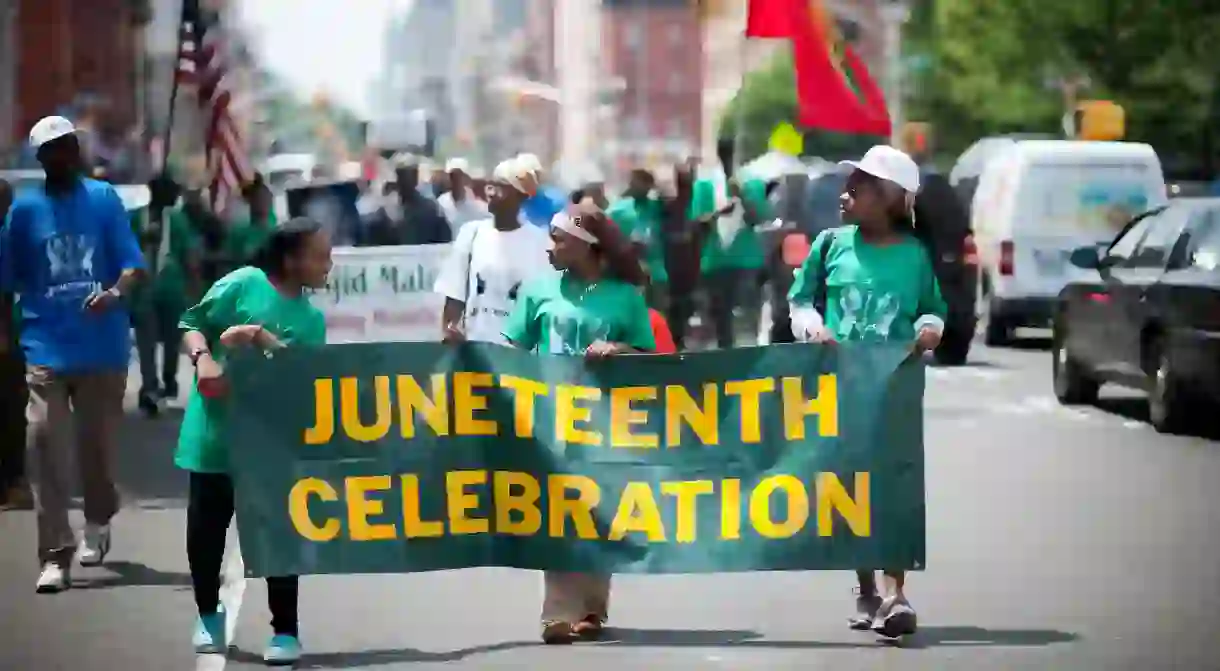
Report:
515,153,566,228
0,116,146,593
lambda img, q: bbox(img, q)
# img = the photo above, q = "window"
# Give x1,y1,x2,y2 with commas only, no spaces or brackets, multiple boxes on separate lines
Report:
623,22,643,49
1125,206,1190,269
1180,208,1220,272
1105,209,1160,263
668,71,684,93
667,24,684,46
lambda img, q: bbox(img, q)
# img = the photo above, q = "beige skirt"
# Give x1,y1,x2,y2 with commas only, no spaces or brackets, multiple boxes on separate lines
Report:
541,571,612,623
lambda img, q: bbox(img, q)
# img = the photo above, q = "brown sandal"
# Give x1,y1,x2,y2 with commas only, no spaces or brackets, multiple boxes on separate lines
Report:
572,614,604,640
541,621,579,645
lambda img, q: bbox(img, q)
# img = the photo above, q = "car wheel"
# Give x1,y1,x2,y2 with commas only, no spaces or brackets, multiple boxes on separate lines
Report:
982,300,1012,347
1147,341,1191,434
934,326,971,366
1052,323,1099,405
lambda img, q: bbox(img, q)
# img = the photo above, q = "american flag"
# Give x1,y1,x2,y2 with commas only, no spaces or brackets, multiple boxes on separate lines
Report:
175,5,253,214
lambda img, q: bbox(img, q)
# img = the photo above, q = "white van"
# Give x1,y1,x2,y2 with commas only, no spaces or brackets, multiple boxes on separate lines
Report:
971,140,1168,345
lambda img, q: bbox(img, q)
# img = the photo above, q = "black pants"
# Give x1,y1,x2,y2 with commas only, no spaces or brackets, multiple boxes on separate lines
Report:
704,269,760,349
666,285,697,351
0,350,27,490
187,472,299,636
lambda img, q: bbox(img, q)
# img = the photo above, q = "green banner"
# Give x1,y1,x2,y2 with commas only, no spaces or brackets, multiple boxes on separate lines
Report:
226,342,926,577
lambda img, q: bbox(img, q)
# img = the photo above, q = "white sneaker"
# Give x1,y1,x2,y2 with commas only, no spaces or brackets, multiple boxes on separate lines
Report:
78,524,111,567
36,562,70,593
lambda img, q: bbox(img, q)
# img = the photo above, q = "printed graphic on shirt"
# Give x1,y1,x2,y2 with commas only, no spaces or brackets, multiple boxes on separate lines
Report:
838,286,902,341
45,233,101,299
547,313,609,355
470,270,523,322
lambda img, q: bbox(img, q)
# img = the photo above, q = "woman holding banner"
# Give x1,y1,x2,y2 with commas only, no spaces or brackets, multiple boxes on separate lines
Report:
786,145,946,640
175,218,333,664
435,157,554,344
502,202,654,644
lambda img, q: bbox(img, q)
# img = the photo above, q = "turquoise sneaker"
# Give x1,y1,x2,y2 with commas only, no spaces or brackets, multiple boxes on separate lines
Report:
262,634,302,666
192,607,227,654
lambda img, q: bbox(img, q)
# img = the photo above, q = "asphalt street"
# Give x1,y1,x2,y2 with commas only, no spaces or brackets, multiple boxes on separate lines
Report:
2,335,1219,671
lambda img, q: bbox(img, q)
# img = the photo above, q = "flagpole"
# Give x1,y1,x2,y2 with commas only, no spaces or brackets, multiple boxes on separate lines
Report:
162,0,192,169
730,32,749,180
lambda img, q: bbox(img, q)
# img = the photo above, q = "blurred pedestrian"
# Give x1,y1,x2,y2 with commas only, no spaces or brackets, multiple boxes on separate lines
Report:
787,145,945,639
0,116,146,592
697,173,773,349
516,153,566,228
363,157,451,246
660,163,720,349
225,174,277,272
607,169,668,309
502,203,653,643
177,218,331,663
434,157,552,344
436,157,488,233
133,183,204,414
0,177,31,510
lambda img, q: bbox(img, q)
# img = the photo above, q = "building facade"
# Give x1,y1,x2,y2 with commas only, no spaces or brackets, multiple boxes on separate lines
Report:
14,0,150,141
603,0,704,169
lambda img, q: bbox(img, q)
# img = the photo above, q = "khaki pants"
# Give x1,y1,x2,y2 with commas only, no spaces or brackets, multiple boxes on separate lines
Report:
25,366,127,564
541,572,612,624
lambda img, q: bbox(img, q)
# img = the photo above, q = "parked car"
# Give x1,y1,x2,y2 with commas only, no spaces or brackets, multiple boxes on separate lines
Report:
760,165,978,365
1053,198,1220,433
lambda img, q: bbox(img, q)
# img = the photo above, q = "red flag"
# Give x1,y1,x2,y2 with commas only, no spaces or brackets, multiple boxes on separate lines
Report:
746,0,890,136
745,0,792,38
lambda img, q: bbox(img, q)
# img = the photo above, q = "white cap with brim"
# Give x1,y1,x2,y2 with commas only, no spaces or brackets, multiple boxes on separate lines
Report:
839,145,921,194
29,115,77,150
445,158,470,173
516,153,543,176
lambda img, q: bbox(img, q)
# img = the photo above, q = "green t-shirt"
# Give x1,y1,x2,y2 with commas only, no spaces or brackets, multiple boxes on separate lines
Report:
696,177,771,273
503,271,656,355
225,212,277,270
174,266,327,473
606,197,667,284
787,226,946,343
150,208,203,306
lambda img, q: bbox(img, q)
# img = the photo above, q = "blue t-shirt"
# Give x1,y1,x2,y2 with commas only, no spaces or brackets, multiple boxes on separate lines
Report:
0,178,146,372
520,186,566,228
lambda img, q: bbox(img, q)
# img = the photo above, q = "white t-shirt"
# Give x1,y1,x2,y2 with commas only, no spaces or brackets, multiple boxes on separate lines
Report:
433,219,554,344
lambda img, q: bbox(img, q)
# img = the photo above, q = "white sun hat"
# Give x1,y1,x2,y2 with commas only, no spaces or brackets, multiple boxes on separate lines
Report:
839,145,921,194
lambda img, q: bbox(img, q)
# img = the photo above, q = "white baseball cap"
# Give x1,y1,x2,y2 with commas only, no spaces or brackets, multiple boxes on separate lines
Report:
839,145,920,194
516,153,543,175
445,158,470,173
29,115,77,149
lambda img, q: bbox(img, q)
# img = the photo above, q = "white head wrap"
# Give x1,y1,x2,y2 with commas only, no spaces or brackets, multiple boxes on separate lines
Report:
550,211,598,245
445,157,469,173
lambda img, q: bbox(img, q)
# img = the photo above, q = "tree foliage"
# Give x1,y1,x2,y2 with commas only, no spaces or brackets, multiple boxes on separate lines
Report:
718,50,882,163
910,0,1220,169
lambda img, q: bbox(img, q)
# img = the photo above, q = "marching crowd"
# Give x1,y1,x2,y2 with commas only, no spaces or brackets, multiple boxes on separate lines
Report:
0,114,945,664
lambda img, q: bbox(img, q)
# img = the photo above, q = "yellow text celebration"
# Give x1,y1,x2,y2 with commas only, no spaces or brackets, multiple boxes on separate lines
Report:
289,471,870,543
303,373,839,447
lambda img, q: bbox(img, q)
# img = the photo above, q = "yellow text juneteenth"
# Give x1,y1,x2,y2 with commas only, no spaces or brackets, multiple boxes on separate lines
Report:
289,372,869,543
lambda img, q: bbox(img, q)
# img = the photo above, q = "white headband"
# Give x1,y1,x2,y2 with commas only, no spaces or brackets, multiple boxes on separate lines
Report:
551,212,598,244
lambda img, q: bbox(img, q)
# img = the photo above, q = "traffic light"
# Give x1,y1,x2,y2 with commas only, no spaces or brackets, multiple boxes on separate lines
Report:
1074,101,1124,141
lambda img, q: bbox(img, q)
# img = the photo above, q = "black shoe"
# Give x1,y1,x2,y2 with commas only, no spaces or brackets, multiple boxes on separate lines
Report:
162,382,179,401
138,391,161,417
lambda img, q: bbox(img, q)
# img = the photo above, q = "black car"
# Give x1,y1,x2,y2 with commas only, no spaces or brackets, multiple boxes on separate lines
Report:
1052,198,1220,433
762,166,978,364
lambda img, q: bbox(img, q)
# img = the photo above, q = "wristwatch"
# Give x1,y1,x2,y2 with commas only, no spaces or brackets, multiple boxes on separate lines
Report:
188,347,210,366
